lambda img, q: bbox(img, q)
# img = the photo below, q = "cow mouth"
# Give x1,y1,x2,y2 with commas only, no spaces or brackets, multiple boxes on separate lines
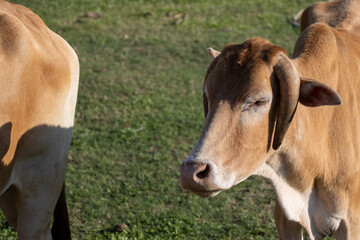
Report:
190,189,222,197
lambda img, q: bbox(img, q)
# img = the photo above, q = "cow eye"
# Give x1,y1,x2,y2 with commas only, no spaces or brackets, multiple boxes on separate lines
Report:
242,97,270,112
254,100,268,106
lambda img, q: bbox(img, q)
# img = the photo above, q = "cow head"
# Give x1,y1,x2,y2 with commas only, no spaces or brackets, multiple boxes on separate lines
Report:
180,38,341,197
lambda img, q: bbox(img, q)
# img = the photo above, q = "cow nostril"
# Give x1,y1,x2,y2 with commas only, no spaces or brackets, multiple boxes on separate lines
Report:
196,164,210,179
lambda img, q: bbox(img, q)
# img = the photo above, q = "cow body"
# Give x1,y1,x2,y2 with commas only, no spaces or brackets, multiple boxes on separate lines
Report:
0,1,79,239
180,0,360,239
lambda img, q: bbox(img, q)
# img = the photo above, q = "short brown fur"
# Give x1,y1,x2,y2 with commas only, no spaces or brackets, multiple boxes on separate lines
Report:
0,1,78,239
181,0,360,239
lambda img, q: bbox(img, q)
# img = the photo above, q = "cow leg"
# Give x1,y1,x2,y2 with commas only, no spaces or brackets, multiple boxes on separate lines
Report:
332,220,347,240
10,125,72,240
51,183,71,240
0,184,58,240
274,200,304,240
15,187,58,240
0,185,17,229
14,160,66,240
15,181,64,240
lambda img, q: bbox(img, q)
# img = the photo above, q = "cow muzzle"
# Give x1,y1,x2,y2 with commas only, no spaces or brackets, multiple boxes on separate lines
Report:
180,160,222,197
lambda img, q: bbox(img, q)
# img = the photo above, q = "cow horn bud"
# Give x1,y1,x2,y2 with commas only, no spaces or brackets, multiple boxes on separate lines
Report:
207,48,221,59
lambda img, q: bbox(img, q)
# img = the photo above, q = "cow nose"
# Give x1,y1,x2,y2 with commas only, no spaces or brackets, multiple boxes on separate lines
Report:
195,163,210,179
180,161,211,190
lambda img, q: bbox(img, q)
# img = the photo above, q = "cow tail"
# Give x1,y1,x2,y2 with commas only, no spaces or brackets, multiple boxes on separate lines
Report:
51,183,71,240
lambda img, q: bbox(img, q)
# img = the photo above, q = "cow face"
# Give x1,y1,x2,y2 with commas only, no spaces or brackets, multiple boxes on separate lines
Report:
180,38,341,197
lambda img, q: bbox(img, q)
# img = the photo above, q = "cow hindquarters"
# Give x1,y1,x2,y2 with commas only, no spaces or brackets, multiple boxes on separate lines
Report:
274,200,304,240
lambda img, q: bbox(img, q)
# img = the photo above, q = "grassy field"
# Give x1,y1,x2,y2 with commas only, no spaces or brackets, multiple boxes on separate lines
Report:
0,0,329,239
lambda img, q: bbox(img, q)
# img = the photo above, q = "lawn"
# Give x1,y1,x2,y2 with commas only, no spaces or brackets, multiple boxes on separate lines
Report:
1,0,324,239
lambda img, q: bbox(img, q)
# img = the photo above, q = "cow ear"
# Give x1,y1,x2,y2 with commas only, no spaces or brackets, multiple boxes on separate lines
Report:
299,78,342,107
207,48,220,59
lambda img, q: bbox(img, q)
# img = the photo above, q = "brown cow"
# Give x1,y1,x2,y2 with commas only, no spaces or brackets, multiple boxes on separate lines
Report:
0,1,79,239
180,0,360,239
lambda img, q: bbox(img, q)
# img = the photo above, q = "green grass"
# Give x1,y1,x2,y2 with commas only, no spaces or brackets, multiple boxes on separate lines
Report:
1,0,334,239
